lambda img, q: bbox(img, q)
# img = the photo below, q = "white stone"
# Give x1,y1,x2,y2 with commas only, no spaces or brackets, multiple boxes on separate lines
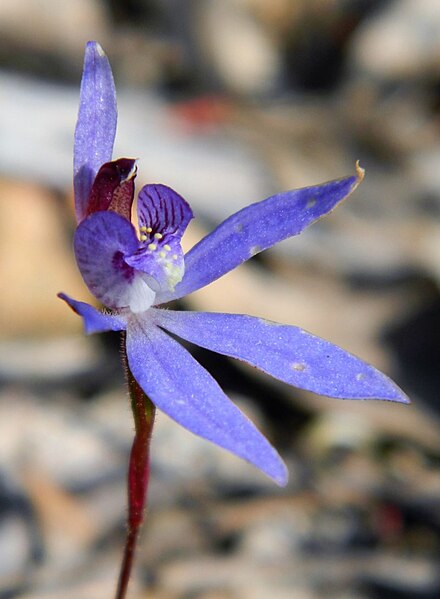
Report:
350,0,440,79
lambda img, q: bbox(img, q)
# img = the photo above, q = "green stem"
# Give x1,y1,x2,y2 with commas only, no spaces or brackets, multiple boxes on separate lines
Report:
115,344,156,599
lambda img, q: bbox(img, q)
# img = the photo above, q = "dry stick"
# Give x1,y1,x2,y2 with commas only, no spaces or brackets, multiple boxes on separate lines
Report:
116,343,156,599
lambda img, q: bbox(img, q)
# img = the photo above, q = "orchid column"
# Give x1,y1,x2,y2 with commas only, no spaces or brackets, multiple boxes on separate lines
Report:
61,42,409,599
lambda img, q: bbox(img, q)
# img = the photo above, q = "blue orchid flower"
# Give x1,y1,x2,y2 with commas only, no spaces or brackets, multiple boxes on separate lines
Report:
60,42,408,487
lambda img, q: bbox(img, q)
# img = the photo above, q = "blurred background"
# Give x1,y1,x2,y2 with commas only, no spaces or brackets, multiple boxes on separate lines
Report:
1,0,440,597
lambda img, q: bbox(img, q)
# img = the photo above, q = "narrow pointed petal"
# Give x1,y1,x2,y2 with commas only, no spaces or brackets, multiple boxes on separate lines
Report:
126,317,288,486
74,41,117,223
157,167,364,303
58,293,126,334
74,211,156,312
153,310,409,403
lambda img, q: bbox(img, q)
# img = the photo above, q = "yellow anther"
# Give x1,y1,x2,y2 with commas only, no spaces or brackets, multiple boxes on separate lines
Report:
140,234,147,241
159,251,166,258
163,244,171,252
140,226,148,233
154,232,163,240
146,227,153,233
147,243,157,251
172,254,178,260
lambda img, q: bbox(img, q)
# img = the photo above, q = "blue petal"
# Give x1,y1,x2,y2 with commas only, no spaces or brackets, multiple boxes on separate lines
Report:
126,315,288,486
136,184,193,239
125,184,194,294
74,41,117,223
153,310,409,403
74,211,156,312
157,168,363,303
125,239,185,296
58,293,126,334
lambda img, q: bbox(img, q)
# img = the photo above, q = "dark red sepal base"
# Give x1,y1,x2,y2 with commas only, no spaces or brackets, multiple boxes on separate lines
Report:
86,158,137,221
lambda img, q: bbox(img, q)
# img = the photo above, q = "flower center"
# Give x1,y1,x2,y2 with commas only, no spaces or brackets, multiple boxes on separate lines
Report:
130,226,184,292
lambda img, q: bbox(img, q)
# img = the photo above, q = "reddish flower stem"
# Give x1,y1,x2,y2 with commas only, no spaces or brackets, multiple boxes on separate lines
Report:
115,346,156,599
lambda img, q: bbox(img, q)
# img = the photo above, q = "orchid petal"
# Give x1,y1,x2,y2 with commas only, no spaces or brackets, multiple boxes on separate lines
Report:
74,211,156,312
58,293,126,334
136,184,193,239
126,316,288,485
153,310,409,403
74,41,117,223
125,184,194,294
125,241,185,295
157,167,363,303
